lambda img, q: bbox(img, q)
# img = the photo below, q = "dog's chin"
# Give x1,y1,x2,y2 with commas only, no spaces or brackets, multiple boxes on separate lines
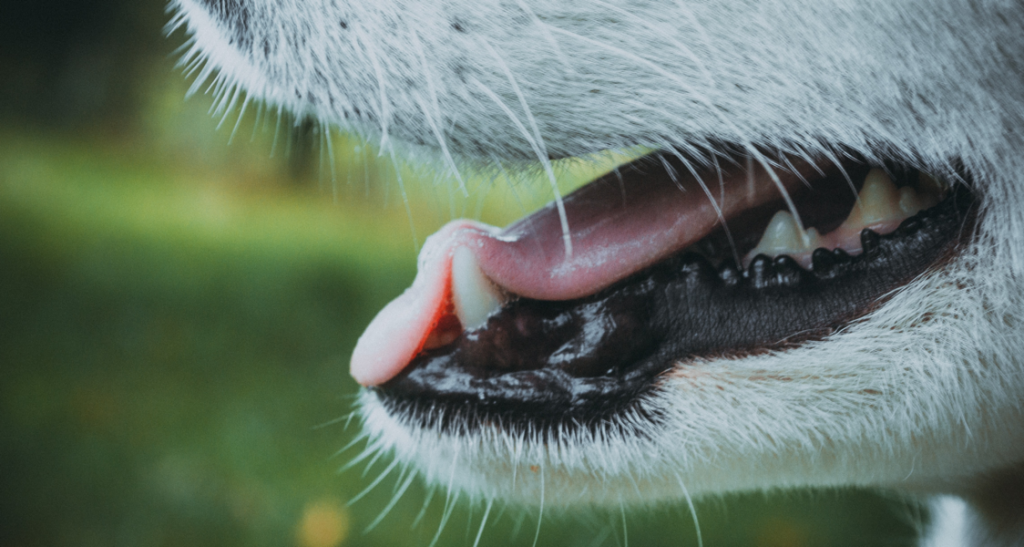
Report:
356,264,1015,508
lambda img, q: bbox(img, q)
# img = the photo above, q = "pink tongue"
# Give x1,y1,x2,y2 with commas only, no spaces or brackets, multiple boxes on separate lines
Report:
351,159,806,386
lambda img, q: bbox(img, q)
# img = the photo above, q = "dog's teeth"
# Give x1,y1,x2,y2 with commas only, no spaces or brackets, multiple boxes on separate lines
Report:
747,210,821,261
451,246,505,331
844,168,903,227
898,185,939,216
899,172,943,215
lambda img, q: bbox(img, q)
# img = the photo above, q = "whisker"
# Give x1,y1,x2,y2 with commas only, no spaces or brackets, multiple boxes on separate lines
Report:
408,42,467,196
337,439,381,473
347,457,400,506
323,120,339,198
330,431,369,459
667,148,741,267
314,410,357,431
531,465,545,547
658,153,683,191
428,489,460,547
780,153,811,189
386,143,421,253
472,499,494,547
585,523,613,547
474,39,573,258
364,470,417,531
820,147,858,203
710,154,742,267
360,441,390,476
228,94,251,143
674,472,703,547
358,34,391,152
748,148,806,232
412,487,437,529
620,503,629,547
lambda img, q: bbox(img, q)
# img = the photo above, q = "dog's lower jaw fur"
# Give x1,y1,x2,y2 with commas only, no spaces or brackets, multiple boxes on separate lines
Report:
922,466,1024,547
168,0,1024,544
358,245,1024,543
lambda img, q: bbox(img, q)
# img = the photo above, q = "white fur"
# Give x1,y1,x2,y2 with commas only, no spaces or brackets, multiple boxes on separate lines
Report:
923,497,970,547
168,0,1024,544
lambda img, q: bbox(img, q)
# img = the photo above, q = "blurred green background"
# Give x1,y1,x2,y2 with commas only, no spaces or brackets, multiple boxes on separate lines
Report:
0,1,922,545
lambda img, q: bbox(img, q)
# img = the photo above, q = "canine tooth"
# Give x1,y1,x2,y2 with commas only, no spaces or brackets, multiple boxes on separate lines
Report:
898,186,939,216
898,186,920,215
451,246,505,330
747,210,821,260
845,168,903,227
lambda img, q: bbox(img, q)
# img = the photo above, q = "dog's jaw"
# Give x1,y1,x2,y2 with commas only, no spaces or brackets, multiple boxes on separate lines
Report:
357,253,1024,506
168,0,1024,543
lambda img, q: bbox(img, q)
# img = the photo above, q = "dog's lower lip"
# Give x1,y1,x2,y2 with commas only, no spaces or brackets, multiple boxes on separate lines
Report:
376,163,974,433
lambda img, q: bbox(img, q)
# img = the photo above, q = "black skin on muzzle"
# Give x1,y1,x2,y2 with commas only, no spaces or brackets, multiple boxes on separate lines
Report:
377,180,974,433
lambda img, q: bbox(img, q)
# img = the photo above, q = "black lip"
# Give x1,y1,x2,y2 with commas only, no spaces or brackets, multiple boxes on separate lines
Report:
376,176,975,435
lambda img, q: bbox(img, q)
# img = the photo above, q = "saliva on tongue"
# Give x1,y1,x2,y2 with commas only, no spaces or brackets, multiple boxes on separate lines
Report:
350,157,814,386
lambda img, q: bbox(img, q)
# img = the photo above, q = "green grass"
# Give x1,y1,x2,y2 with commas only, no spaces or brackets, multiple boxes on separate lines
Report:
0,126,920,547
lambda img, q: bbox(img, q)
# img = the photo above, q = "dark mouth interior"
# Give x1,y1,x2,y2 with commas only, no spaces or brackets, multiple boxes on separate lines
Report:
376,151,975,434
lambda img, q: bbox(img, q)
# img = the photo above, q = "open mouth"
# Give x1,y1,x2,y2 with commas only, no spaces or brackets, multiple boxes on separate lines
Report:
354,149,975,433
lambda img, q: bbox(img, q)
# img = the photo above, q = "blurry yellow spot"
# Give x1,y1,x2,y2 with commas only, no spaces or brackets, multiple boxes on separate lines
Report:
755,518,809,547
296,498,350,547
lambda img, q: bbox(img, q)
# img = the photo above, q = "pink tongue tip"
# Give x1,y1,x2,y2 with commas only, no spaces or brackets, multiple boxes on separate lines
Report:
350,221,486,386
351,160,807,386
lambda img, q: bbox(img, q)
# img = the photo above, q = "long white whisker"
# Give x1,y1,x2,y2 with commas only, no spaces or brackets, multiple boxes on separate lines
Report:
658,154,683,191
820,147,859,203
667,148,740,267
215,83,243,129
511,432,524,492
620,503,629,547
364,470,417,531
330,431,368,459
750,147,805,232
427,439,461,547
348,457,400,506
250,102,263,142
409,28,467,195
585,523,613,547
269,104,284,157
531,465,544,547
315,410,358,431
386,143,421,252
780,153,812,189
674,472,703,547
428,489,460,547
228,93,251,143
544,25,800,235
359,35,391,152
324,121,339,197
338,440,382,473
472,499,494,547
412,487,436,529
360,441,390,476
711,154,743,266
476,39,573,258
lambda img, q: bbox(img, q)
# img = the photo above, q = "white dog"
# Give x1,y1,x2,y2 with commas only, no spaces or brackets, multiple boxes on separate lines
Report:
169,1,1024,545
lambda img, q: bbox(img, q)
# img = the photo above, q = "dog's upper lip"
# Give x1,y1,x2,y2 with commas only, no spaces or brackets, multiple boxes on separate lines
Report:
350,155,817,386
